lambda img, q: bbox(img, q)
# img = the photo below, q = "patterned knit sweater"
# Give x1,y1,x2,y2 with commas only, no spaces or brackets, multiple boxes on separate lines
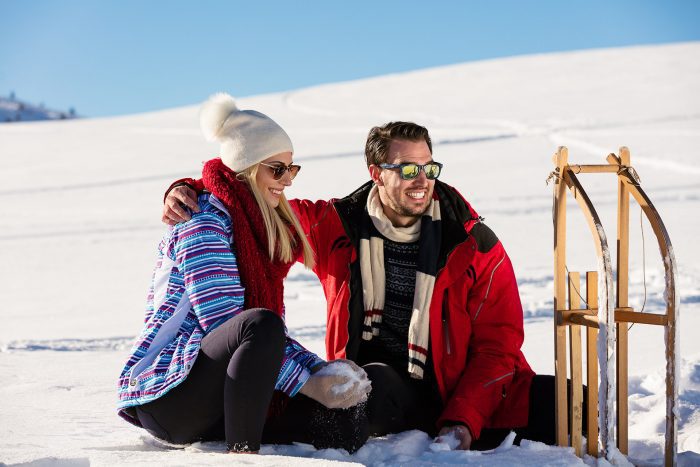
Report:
356,237,439,398
117,194,323,426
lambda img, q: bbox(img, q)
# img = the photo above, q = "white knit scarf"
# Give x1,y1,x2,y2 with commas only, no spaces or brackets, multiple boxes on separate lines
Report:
360,185,441,379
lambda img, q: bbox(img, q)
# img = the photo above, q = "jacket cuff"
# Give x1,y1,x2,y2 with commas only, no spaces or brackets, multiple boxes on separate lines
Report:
281,367,311,397
437,403,484,440
163,177,201,203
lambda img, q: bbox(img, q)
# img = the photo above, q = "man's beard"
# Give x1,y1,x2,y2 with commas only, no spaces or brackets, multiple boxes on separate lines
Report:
386,195,429,220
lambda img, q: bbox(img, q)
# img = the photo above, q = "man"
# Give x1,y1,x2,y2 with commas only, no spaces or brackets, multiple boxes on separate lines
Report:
164,122,553,450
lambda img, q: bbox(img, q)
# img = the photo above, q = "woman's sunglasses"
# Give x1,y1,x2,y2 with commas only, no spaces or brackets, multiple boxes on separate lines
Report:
379,162,443,180
260,162,301,180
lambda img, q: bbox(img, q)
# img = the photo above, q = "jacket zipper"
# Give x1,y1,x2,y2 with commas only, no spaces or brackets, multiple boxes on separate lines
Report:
483,371,515,387
442,289,452,356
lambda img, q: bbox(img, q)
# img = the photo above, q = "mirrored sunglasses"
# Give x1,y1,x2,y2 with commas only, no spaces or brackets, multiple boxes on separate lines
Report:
260,162,301,180
379,162,443,180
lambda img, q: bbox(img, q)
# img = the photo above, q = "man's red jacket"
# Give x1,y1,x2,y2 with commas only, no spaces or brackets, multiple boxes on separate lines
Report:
291,180,534,439
170,177,535,439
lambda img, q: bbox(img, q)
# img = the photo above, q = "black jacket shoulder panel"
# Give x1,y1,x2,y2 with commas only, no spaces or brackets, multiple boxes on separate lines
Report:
332,181,373,247
434,181,472,225
470,222,499,253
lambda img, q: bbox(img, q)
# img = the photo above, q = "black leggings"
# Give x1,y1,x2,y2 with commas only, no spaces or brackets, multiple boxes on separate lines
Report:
136,308,286,451
135,308,369,453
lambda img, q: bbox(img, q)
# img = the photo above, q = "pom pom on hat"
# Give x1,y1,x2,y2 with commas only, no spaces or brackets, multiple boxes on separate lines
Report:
199,93,239,142
198,92,293,172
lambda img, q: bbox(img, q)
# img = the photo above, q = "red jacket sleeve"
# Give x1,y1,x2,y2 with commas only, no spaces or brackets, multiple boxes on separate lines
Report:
163,177,205,203
438,240,526,439
288,198,338,272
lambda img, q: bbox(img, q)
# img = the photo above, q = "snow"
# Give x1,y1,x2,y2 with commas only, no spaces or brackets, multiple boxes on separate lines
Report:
1,42,700,466
593,223,617,460
429,431,462,452
663,244,681,465
316,361,371,400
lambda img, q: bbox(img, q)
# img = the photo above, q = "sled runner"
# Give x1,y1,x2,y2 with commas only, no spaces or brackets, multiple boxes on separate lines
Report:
551,147,678,466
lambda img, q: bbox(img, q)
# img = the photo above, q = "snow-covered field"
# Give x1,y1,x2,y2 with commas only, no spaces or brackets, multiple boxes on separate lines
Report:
1,42,699,466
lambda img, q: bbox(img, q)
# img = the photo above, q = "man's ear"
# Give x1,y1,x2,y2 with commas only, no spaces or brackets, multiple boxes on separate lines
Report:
369,164,383,186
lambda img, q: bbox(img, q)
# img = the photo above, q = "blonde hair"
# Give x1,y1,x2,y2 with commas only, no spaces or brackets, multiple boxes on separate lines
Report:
238,164,315,269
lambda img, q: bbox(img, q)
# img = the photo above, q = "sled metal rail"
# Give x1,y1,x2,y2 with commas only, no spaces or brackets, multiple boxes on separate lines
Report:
552,147,678,466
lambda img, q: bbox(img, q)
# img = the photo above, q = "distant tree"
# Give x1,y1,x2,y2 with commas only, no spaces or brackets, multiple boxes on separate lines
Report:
18,102,25,111
9,91,15,101
69,107,76,117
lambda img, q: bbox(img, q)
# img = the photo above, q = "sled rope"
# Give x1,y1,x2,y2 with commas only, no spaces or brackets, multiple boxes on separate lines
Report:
629,206,650,331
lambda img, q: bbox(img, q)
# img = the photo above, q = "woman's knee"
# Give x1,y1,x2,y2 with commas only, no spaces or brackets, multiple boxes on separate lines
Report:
239,308,286,356
203,308,285,361
245,308,285,338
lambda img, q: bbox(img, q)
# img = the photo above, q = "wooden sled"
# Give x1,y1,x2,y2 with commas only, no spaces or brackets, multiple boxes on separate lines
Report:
551,147,679,466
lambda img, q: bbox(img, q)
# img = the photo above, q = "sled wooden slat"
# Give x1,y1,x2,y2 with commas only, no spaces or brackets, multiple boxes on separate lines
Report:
560,310,599,328
553,147,569,448
617,147,631,455
615,310,667,326
568,272,583,456
586,271,599,457
559,307,666,326
567,164,620,174
569,272,583,457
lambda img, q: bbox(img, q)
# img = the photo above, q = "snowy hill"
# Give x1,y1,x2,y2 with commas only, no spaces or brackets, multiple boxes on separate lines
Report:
0,42,699,466
0,94,78,123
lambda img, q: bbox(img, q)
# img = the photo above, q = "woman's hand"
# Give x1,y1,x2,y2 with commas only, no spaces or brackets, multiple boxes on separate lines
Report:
163,185,199,225
299,359,371,409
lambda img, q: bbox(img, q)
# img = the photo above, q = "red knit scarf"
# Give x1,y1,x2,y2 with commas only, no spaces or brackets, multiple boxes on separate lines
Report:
201,158,299,316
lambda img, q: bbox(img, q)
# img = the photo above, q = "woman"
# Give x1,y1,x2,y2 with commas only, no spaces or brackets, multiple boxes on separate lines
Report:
117,93,370,453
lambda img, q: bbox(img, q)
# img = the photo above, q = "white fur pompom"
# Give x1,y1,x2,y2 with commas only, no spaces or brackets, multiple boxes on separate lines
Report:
199,92,238,141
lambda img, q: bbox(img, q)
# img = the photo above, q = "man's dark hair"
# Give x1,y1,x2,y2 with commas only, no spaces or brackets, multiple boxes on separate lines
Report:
364,121,433,167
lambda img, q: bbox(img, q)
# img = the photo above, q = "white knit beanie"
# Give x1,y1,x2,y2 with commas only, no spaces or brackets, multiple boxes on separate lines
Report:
199,93,293,172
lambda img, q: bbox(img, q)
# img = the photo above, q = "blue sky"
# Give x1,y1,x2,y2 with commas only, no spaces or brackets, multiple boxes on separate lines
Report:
2,0,699,117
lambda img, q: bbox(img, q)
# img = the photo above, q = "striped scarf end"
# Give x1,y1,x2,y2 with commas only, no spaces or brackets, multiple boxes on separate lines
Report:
408,362,425,380
362,322,381,338
364,309,383,319
408,344,428,359
408,349,427,379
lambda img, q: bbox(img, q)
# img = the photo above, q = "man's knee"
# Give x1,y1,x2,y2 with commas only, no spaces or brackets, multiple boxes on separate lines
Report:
363,362,404,387
361,363,412,436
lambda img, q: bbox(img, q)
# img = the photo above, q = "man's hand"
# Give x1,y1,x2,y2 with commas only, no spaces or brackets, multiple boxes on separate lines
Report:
437,424,472,450
299,359,371,409
163,185,200,225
